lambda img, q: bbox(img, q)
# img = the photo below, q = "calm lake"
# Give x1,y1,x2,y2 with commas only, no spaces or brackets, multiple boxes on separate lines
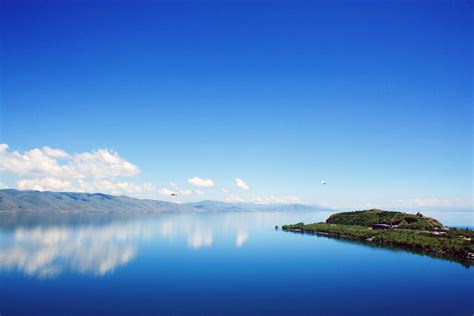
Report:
0,211,473,315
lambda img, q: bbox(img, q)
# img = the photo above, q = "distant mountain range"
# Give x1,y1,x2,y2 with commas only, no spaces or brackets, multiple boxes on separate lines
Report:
186,200,329,212
0,189,331,213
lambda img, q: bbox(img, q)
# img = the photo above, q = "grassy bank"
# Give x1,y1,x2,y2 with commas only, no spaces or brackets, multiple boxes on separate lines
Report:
282,210,474,266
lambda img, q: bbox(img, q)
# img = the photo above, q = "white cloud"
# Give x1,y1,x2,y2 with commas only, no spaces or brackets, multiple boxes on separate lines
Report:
0,144,65,177
17,178,73,192
0,144,154,197
391,198,473,209
42,146,69,159
0,144,308,205
158,182,194,197
0,144,140,179
224,195,246,203
71,149,140,179
75,180,155,196
223,195,301,204
158,187,175,196
252,195,301,204
412,198,467,207
169,182,193,195
235,178,250,190
187,176,214,188
0,182,9,189
114,181,155,194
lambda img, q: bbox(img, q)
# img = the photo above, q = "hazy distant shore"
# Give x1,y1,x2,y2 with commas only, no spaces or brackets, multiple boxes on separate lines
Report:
0,189,330,213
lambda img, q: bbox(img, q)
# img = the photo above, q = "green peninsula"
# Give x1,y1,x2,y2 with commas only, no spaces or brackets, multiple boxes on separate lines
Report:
282,209,474,266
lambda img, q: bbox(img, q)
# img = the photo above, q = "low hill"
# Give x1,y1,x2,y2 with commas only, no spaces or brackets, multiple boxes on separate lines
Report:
0,189,330,213
0,189,183,213
326,209,443,230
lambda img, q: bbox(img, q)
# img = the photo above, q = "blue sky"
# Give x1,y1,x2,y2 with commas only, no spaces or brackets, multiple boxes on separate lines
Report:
1,0,472,209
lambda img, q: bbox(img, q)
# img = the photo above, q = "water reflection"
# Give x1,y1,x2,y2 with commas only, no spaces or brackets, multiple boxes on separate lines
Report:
188,230,213,249
157,216,215,249
0,214,292,278
0,221,149,277
0,212,332,278
3,210,468,278
235,230,248,247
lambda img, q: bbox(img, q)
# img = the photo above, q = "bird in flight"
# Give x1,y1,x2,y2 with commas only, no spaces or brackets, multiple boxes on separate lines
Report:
321,180,326,185
171,193,178,196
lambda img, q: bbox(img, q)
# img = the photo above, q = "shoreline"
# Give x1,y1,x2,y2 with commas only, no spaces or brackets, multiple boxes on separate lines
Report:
282,225,474,267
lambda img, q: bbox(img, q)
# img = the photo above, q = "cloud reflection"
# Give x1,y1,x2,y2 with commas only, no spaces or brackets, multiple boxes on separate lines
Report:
0,211,321,278
235,231,248,248
187,230,213,249
0,221,150,278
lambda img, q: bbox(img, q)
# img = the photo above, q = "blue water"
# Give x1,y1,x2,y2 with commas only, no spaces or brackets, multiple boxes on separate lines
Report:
0,211,473,315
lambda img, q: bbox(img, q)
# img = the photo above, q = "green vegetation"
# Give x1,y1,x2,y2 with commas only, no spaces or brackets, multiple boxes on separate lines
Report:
282,210,474,266
325,209,443,230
